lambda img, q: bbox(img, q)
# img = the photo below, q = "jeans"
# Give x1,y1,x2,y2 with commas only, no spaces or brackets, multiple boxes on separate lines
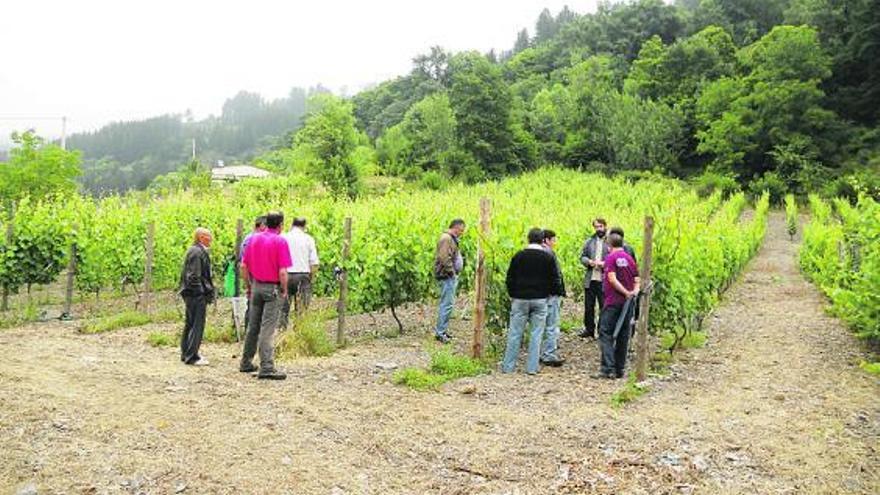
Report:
241,282,282,373
181,295,207,364
278,273,312,329
434,276,458,337
502,298,547,374
541,296,561,361
598,302,634,376
583,280,604,335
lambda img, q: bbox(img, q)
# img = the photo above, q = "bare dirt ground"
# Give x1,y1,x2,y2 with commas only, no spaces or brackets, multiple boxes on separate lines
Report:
1,212,878,494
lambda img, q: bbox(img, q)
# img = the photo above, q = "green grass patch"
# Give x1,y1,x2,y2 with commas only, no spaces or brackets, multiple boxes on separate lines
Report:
152,308,182,323
80,311,152,334
610,374,649,408
394,346,489,391
204,323,238,343
859,361,880,376
147,331,176,347
275,309,336,359
661,330,707,351
560,318,580,334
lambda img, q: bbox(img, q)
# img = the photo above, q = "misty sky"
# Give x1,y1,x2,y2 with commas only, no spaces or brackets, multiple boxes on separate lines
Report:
0,0,598,147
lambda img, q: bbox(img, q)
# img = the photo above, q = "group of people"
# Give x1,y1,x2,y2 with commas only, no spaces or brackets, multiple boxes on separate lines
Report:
432,217,640,379
177,211,319,380
178,213,638,381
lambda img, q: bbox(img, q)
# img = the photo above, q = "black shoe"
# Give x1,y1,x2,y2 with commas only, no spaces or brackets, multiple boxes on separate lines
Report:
578,330,595,339
435,333,451,344
615,371,626,379
257,370,287,380
540,357,565,367
239,364,258,373
590,371,614,379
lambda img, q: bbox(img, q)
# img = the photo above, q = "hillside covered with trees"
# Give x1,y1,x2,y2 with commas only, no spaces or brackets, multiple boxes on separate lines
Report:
67,0,879,199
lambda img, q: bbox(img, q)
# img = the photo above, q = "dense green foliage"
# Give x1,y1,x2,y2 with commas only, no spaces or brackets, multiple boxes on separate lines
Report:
0,169,768,346
800,195,880,342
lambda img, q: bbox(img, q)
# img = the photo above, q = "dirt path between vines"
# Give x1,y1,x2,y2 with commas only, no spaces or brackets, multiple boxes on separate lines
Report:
1,212,878,495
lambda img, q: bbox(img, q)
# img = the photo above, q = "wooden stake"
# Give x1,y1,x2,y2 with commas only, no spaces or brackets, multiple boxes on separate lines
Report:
472,197,491,359
1,205,13,312
61,243,77,320
336,217,352,347
143,221,155,314
634,216,654,382
234,218,243,297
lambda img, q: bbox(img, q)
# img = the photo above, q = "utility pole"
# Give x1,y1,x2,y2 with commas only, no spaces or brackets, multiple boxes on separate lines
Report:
60,116,67,150
191,138,196,161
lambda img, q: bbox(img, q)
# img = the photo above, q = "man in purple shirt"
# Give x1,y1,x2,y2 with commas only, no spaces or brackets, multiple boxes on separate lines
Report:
240,211,292,380
596,230,640,379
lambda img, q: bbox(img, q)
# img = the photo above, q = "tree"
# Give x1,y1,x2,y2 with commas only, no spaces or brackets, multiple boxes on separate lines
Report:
293,94,362,198
513,28,531,54
448,52,527,180
535,8,559,44
0,131,82,206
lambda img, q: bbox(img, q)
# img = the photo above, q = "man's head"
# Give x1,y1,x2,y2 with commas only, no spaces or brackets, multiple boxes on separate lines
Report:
448,219,466,237
254,216,267,232
265,211,284,230
593,218,607,238
543,229,557,250
608,232,624,249
292,217,307,229
609,226,625,239
194,227,213,248
527,227,545,245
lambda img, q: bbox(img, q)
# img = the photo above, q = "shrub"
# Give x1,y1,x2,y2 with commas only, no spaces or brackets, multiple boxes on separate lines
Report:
749,172,787,206
275,309,336,359
691,170,740,199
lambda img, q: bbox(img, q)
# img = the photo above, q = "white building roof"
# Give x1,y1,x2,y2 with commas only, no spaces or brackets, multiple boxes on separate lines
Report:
211,165,270,181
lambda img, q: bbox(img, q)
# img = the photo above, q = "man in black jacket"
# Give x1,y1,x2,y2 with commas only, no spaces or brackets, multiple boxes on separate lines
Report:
179,228,215,366
501,228,564,375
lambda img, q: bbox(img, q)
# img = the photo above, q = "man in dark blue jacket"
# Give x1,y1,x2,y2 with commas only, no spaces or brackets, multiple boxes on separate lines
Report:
179,228,215,366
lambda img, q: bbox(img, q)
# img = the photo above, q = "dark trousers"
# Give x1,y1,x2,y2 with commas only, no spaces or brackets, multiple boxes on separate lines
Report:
181,295,207,364
598,303,633,376
583,280,604,335
279,273,312,329
241,282,281,372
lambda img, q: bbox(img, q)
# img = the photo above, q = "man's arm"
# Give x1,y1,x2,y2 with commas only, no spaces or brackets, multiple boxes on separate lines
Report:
505,256,516,297
309,238,320,281
607,271,635,298
184,249,202,291
579,239,593,268
438,235,455,276
279,269,289,298
549,255,564,296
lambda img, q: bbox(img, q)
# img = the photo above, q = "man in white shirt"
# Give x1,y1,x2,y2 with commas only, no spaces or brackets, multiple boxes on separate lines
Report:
279,217,320,330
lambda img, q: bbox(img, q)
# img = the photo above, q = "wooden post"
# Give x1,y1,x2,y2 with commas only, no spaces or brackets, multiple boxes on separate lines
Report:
234,218,243,297
61,243,77,320
472,198,491,359
143,221,155,314
1,205,13,311
634,216,654,382
336,217,352,347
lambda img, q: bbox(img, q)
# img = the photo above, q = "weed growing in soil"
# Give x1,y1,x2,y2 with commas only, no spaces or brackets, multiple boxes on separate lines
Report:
610,374,648,408
147,331,176,347
859,361,880,376
80,311,152,334
661,330,707,351
394,346,488,391
275,309,336,359
204,323,237,343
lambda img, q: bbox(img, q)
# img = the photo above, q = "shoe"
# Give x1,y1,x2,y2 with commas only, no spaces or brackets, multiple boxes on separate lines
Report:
257,370,287,380
540,357,565,367
435,333,451,344
578,329,595,339
191,358,210,366
590,371,614,379
615,371,626,379
239,363,258,373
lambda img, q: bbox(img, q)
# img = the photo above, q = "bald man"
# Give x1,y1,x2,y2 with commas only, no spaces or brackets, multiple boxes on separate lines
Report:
178,228,215,366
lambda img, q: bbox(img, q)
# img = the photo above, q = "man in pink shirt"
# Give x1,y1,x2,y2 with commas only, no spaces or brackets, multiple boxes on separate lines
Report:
240,211,292,380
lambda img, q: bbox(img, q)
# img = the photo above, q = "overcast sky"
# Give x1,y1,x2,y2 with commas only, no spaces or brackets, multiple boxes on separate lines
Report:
0,0,600,147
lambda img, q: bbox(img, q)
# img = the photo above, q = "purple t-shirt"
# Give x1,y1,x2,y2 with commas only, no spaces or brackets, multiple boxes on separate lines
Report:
603,249,638,307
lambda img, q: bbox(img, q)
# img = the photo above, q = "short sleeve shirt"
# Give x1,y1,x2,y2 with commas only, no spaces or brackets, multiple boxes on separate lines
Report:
603,250,638,307
242,230,292,283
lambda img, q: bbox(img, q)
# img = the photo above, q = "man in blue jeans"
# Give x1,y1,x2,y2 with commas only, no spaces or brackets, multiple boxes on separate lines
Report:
433,219,466,343
540,229,566,367
502,228,564,375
